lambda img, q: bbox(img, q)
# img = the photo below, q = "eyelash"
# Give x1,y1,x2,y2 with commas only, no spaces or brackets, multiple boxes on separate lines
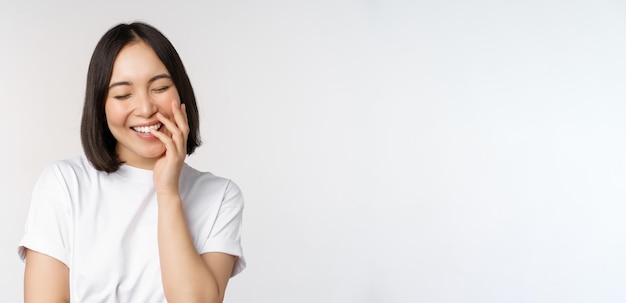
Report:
153,86,170,93
112,86,170,100
114,94,131,100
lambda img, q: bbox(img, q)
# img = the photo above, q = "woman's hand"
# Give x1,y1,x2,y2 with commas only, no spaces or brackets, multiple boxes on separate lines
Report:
150,99,189,198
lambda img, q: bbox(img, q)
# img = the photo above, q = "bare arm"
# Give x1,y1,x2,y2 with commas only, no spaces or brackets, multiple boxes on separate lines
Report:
157,196,236,303
24,249,70,303
151,100,236,302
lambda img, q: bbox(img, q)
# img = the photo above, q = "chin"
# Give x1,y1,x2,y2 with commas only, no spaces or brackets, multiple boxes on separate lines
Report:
140,147,166,159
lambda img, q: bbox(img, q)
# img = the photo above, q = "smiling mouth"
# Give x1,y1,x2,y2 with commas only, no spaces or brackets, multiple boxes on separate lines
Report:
131,123,162,134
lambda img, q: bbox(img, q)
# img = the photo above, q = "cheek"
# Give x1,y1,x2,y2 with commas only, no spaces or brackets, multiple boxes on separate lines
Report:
104,101,129,127
154,90,181,116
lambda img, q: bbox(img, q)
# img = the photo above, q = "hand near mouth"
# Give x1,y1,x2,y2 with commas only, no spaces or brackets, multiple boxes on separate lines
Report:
150,99,190,199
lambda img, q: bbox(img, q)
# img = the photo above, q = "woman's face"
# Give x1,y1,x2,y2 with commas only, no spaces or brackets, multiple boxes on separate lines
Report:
105,40,180,169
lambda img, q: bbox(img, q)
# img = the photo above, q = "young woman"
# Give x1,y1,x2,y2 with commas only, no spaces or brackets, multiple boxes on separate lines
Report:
18,22,245,302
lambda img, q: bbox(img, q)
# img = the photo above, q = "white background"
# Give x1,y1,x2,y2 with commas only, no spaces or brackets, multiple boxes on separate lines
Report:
2,0,626,302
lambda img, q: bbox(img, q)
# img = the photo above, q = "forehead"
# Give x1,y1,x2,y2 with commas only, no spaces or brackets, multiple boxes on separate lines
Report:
109,40,169,82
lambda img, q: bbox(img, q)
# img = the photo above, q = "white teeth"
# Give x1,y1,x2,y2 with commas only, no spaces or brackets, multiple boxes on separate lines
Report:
132,123,162,133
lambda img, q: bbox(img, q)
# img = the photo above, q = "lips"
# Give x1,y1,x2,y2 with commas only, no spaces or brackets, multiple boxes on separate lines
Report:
131,123,162,134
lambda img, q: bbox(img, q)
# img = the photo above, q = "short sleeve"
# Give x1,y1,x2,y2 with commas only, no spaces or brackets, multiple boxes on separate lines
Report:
18,164,72,267
201,180,246,276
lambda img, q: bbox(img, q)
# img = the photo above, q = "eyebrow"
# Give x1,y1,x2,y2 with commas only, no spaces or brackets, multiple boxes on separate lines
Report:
108,74,172,89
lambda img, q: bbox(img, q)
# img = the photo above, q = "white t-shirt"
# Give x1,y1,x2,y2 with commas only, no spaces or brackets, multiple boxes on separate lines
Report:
18,156,245,302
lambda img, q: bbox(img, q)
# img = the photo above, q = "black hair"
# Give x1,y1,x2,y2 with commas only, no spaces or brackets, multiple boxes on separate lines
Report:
81,22,201,173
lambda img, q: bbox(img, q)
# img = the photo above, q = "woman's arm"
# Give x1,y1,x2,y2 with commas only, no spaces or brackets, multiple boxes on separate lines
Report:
157,195,236,303
24,249,70,303
151,100,236,302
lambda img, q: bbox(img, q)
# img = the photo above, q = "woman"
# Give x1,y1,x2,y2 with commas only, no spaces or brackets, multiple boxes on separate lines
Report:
18,22,245,302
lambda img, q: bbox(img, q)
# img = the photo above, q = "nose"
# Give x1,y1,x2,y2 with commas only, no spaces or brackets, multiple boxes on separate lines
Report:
134,91,158,117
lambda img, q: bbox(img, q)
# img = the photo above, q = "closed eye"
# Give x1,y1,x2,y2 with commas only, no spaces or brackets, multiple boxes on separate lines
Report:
152,86,170,93
114,94,131,100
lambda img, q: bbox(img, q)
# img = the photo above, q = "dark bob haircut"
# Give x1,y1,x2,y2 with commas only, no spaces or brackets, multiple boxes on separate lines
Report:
81,22,201,173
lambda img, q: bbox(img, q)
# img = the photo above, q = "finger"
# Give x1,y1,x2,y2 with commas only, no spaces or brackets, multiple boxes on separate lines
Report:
180,103,189,133
180,104,189,144
156,112,180,138
150,127,177,154
181,103,189,126
171,100,190,137
151,128,187,165
156,112,185,154
171,101,189,153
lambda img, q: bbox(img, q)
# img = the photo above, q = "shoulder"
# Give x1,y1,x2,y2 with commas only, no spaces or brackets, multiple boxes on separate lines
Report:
37,156,101,189
44,156,97,176
29,157,97,213
181,164,244,208
180,164,230,189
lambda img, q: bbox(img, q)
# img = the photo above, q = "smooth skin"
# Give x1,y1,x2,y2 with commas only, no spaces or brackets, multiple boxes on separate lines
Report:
24,41,236,303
